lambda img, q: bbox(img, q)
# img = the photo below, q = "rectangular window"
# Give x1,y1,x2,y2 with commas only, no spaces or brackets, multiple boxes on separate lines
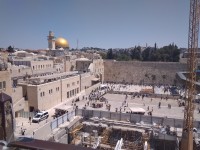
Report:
77,81,79,84
67,84,70,88
0,82,2,89
72,82,75,86
3,81,6,89
77,88,79,93
40,92,42,97
57,87,59,91
67,92,69,98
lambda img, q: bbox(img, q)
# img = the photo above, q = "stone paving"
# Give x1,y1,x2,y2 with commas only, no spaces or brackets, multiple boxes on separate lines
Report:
75,84,200,121
14,84,200,139
76,93,200,120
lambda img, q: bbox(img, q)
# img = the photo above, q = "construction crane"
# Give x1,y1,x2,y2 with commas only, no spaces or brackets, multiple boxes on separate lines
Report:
181,0,200,149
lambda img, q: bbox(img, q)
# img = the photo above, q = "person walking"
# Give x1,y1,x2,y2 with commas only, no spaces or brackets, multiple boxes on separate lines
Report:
158,102,161,108
29,116,32,125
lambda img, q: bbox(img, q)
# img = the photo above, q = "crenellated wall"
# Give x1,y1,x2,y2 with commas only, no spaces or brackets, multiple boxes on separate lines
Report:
104,60,187,85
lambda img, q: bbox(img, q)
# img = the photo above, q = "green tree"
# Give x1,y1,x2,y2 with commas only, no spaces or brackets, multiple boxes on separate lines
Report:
141,43,180,62
154,43,157,51
99,52,107,59
7,46,14,53
142,47,151,61
106,48,114,59
130,46,141,60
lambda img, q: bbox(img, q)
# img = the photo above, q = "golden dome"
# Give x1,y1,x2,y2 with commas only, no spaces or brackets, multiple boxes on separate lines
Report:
55,37,69,48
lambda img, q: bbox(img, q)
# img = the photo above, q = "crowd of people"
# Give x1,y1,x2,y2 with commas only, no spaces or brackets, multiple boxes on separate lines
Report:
68,83,191,118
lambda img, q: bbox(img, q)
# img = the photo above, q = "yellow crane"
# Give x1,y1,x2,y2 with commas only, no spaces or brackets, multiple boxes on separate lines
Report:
69,124,83,145
181,0,200,149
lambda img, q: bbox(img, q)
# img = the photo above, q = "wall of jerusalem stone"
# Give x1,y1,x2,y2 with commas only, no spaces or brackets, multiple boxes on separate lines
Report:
103,60,187,85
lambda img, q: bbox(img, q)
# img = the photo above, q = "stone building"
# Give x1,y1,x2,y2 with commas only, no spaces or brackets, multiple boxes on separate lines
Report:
75,57,104,82
0,61,25,118
12,58,54,73
80,72,95,90
92,58,104,81
76,58,92,73
0,70,12,96
17,71,96,111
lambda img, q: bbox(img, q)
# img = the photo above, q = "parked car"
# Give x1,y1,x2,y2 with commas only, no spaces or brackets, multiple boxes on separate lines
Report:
32,111,49,123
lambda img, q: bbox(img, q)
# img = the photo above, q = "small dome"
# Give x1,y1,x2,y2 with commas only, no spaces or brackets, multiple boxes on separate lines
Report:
55,37,69,48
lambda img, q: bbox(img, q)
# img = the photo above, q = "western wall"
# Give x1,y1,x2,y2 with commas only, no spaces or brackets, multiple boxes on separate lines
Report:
103,60,187,85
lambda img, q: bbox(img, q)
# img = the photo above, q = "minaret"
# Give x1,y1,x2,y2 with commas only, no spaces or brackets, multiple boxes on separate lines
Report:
47,31,55,50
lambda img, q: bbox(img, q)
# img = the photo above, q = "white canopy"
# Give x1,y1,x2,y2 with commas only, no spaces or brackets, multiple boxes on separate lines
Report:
100,84,108,88
54,105,73,111
129,107,146,113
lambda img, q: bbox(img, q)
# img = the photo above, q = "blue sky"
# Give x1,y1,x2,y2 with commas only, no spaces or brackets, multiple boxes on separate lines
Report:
0,0,189,49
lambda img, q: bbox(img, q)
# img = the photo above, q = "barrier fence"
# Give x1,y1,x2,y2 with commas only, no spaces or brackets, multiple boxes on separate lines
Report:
51,110,75,130
18,110,35,118
76,109,200,128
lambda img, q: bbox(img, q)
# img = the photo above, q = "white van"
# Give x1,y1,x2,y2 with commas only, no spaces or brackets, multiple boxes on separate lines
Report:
32,111,49,123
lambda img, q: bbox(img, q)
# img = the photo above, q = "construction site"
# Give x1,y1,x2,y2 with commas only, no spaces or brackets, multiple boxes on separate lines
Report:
67,0,200,148
1,0,200,150
67,114,178,150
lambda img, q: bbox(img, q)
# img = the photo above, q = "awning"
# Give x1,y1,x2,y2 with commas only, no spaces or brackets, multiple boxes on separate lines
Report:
92,78,100,81
129,107,146,113
54,105,73,111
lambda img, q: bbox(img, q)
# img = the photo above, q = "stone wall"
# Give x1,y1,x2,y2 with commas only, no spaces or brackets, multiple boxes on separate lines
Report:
0,70,12,95
65,60,76,72
104,60,187,85
10,65,32,78
12,86,23,104
92,59,104,82
12,86,25,114
80,73,94,91
85,83,101,95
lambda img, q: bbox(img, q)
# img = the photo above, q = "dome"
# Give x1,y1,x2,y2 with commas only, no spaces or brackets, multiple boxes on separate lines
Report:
55,37,69,48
